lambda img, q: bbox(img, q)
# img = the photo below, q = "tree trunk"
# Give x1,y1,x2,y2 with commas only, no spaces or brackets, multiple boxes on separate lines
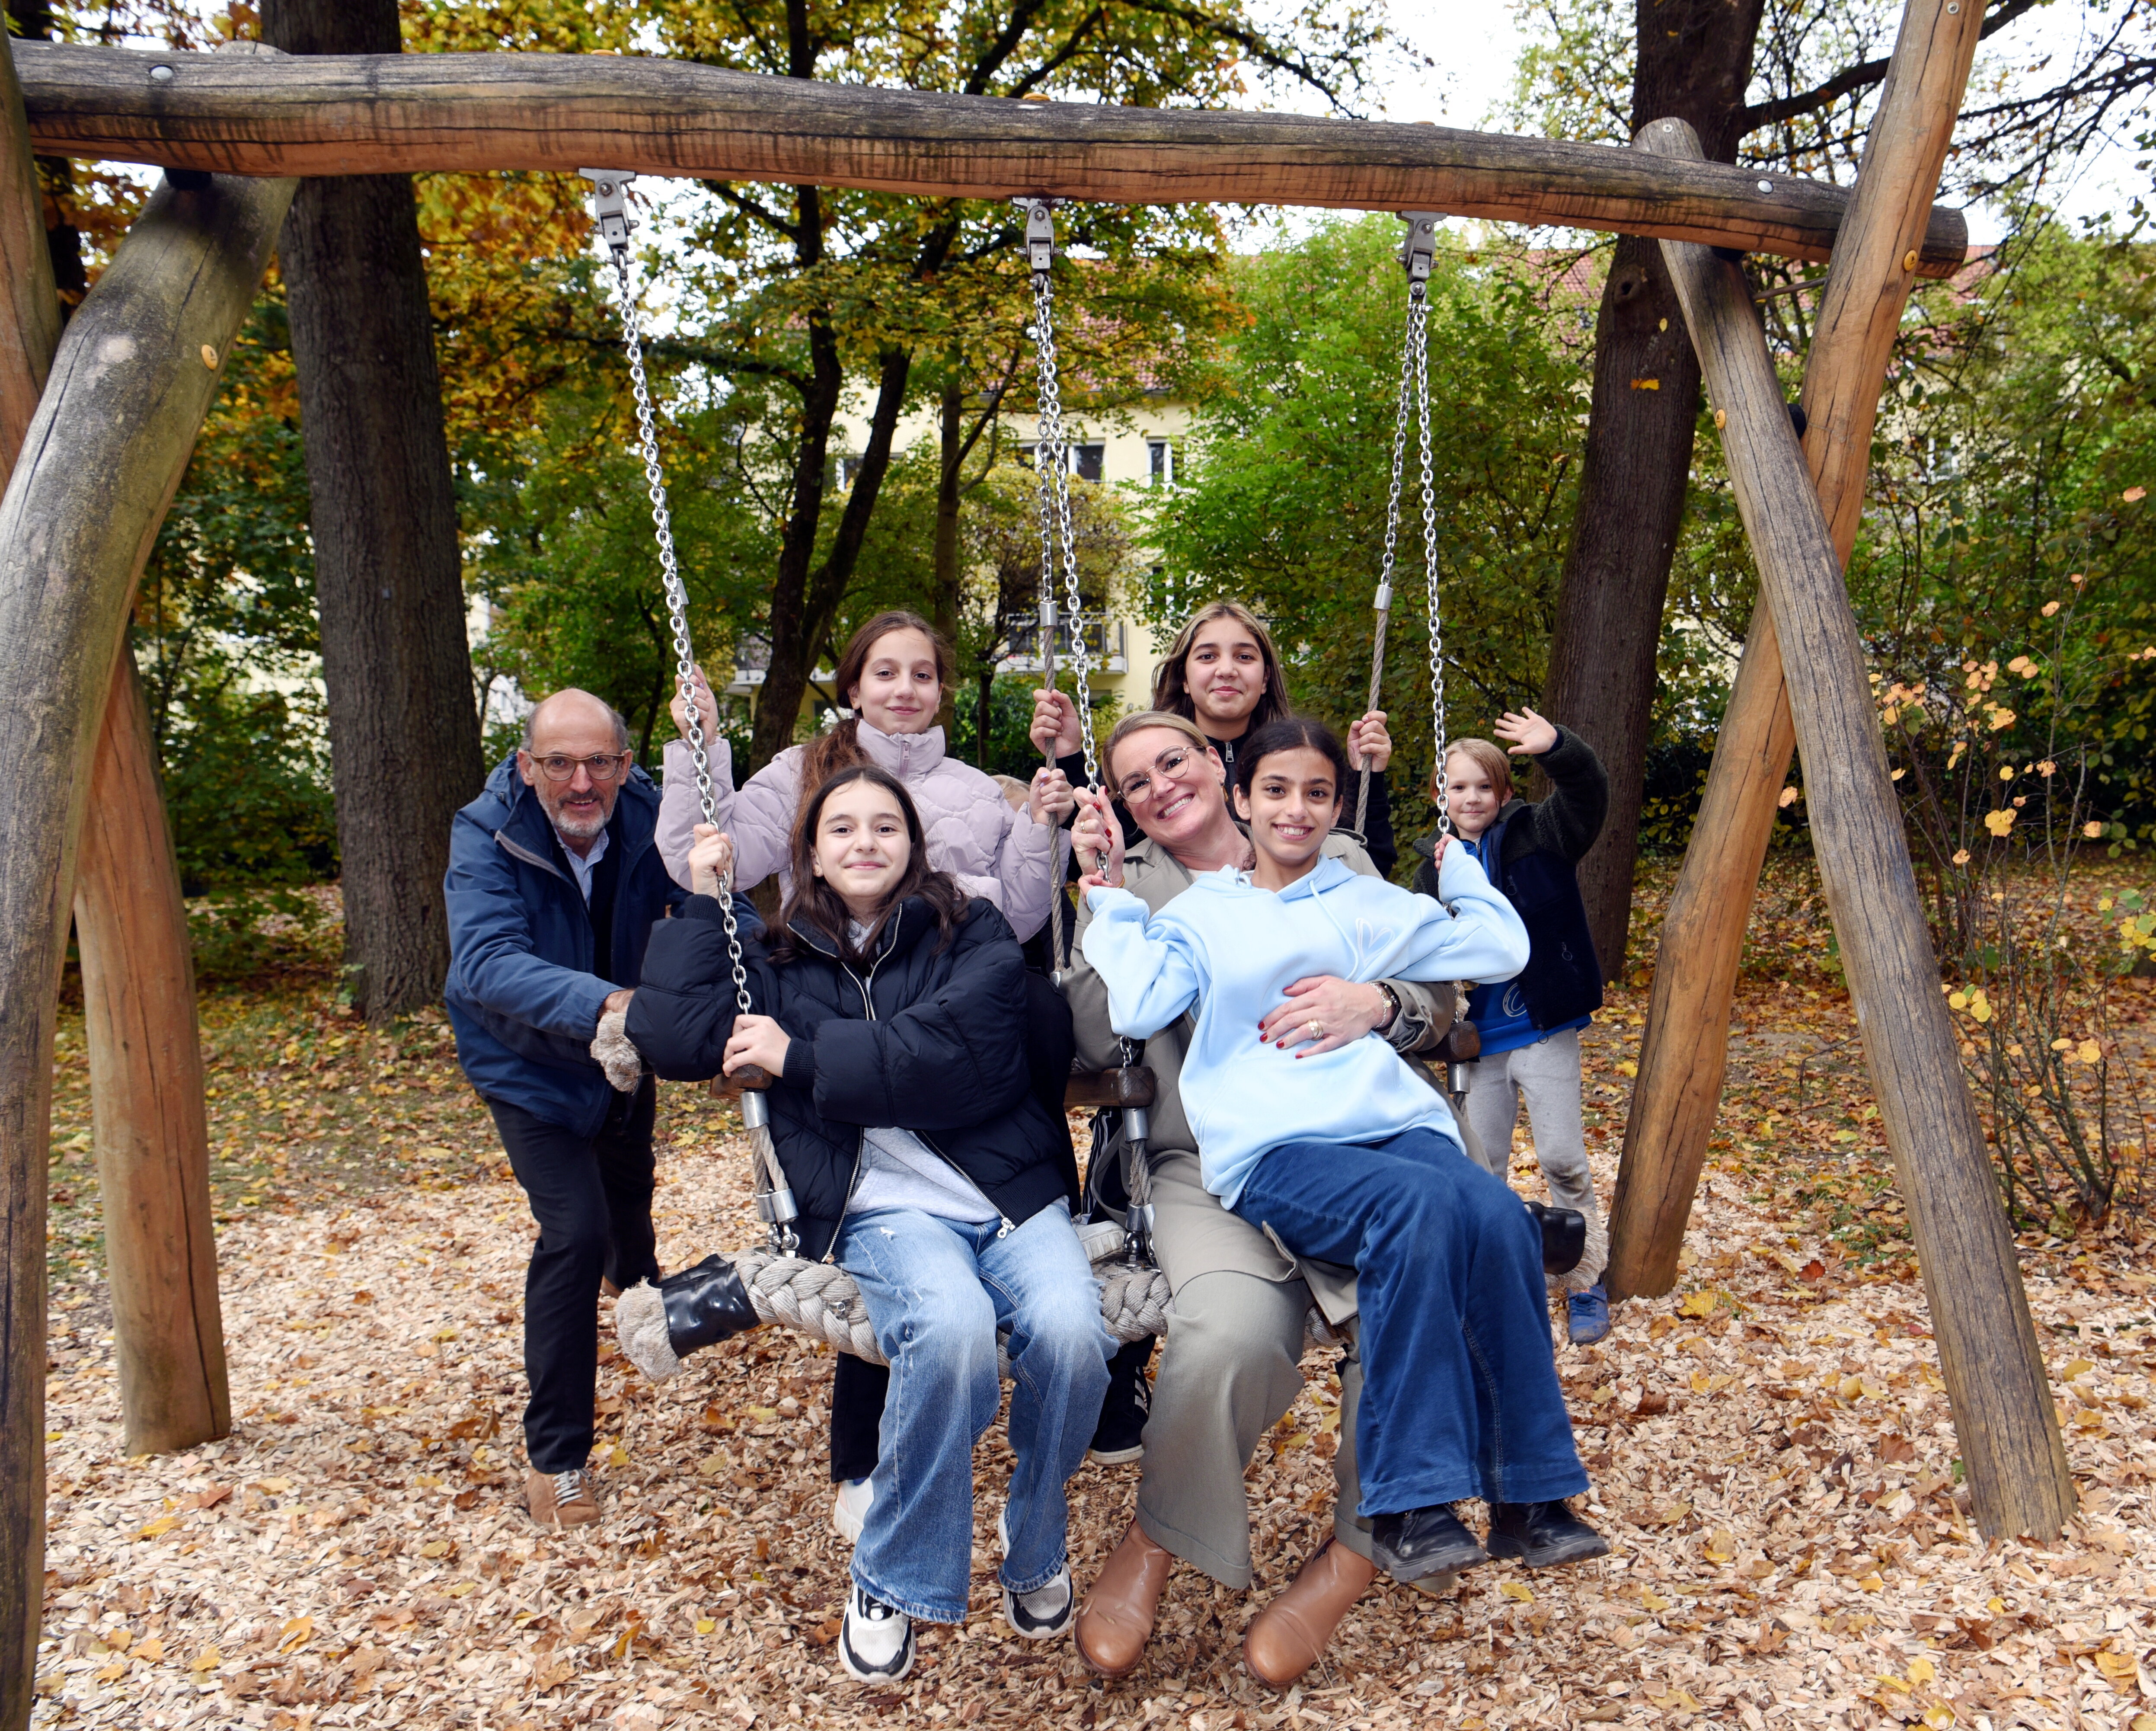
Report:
74,658,229,1455
1539,0,1768,976
0,150,293,1731
262,0,482,1022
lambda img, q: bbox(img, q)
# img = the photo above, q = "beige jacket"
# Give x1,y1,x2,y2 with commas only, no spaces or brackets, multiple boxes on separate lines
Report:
1063,830,1461,1324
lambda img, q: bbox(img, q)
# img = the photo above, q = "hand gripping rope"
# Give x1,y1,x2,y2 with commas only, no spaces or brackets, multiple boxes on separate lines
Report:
582,170,796,1257
1357,213,1450,839
1022,199,1155,1266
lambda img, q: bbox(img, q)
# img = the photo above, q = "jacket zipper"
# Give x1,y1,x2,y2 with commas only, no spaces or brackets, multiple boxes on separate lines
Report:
837,942,1015,1243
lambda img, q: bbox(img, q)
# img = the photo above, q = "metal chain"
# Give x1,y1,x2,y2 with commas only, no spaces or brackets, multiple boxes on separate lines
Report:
599,239,757,1021
1412,285,1450,835
1030,263,1099,788
1357,283,1420,835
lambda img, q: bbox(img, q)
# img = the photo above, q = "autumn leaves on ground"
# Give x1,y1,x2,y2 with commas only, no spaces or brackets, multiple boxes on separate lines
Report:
34,863,2156,1731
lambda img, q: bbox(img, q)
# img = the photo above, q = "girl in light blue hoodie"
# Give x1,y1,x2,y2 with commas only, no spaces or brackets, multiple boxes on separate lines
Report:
1080,718,1609,1586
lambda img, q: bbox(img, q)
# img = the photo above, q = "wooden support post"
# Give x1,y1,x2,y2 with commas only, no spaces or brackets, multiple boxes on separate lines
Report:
73,661,230,1454
0,159,294,1729
1,28,230,1468
1608,0,1988,1303
1650,168,2075,1539
12,40,1963,276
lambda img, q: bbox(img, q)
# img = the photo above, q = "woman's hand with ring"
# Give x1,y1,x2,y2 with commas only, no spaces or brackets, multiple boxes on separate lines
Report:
1071,787,1125,887
1261,975,1392,1057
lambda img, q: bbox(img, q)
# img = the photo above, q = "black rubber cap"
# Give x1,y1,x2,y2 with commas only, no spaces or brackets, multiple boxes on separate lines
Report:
660,1254,760,1355
1525,1200,1587,1276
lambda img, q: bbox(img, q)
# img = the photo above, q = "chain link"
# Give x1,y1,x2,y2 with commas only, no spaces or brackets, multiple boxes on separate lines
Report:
600,242,757,1021
1358,281,1422,837
1409,285,1450,834
1031,266,1099,788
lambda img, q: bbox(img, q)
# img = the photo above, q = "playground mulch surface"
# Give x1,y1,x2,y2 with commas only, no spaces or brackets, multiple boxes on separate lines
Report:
29,863,2156,1731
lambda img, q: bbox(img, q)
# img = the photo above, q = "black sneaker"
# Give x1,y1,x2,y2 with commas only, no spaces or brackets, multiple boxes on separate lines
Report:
1369,1504,1491,1582
838,1582,914,1683
1088,1337,1152,1465
1485,1499,1611,1568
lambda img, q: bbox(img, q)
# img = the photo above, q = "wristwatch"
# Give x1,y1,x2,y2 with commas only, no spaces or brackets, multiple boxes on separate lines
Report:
1373,981,1402,1035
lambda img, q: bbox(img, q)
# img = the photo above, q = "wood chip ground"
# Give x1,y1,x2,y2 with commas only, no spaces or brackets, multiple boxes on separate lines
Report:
35,970,2156,1731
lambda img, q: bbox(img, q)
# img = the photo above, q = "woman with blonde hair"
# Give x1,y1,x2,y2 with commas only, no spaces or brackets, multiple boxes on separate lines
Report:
1031,598,1402,875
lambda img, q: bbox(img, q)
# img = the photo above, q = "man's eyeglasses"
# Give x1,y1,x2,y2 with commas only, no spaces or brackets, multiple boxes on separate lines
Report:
1118,746,1201,804
527,752,631,783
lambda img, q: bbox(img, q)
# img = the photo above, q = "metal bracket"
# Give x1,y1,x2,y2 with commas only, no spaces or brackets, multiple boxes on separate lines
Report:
581,168,638,255
1398,211,1441,284
1021,196,1057,276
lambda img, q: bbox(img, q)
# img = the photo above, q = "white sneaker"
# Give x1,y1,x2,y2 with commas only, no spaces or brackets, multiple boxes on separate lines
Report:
832,1476,873,1543
996,1507,1074,1638
838,1582,914,1683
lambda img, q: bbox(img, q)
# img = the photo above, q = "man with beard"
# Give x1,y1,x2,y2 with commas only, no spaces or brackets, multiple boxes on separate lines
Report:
445,689,690,1527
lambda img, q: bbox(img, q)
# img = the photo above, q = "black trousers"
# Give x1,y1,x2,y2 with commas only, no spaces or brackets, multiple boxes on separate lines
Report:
829,969,1077,1482
490,1079,661,1475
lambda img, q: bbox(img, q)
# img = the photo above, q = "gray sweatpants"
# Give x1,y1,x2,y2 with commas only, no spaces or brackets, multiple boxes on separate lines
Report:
1459,1025,1607,1290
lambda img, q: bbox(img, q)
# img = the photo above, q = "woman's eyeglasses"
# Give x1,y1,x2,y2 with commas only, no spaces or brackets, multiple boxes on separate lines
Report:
1118,746,1201,804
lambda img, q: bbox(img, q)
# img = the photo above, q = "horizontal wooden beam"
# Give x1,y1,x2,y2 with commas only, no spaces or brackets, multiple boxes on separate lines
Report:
14,42,1968,275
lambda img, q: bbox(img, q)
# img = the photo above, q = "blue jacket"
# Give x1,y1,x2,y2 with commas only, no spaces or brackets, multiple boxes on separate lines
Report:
445,752,690,1135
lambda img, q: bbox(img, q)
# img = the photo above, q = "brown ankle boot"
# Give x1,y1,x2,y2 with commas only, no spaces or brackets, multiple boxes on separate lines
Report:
1075,1520,1175,1678
1242,1538,1377,1689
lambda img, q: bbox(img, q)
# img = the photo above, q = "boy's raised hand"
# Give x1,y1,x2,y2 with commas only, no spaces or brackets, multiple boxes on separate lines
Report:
1493,707,1559,756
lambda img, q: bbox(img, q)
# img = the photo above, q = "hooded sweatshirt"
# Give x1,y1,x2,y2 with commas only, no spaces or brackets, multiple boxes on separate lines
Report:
1080,845,1529,1207
655,724,1057,940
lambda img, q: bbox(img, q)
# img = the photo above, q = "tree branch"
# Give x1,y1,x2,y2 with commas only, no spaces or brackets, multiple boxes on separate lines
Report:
698,178,801,243
1739,0,2044,134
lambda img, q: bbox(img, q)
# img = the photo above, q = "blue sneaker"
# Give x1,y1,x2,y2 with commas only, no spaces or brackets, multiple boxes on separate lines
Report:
1567,1282,1611,1345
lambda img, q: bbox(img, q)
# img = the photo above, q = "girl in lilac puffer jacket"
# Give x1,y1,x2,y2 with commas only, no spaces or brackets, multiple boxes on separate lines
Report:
656,611,1072,941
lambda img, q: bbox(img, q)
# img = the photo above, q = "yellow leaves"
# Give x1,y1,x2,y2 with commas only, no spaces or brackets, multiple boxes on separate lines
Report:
2043,600,2063,616
697,1453,729,1478
1677,1289,1719,1318
2095,1650,2141,1686
137,1515,178,1540
1999,765,2017,781
743,1405,779,1422
2126,486,2147,502
1948,988,1992,1023
1497,1580,1535,1603
1983,808,2017,837
2006,655,2037,677
1647,1688,1703,1713
1984,704,2016,731
1923,1706,1958,1729
277,1616,314,1653
1952,848,1972,865
606,1442,631,1468
1646,1501,1692,1526
1856,1571,1885,1592
1616,1059,1638,1078
1690,1371,1735,1395
1639,1586,1672,1611
1908,1657,1937,1686
1701,1527,1736,1564
133,1637,164,1663
188,1646,222,1674
419,1539,452,1559
1777,786,1800,808
695,1617,717,1636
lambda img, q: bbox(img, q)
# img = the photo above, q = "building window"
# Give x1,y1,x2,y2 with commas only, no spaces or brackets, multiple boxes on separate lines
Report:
837,455,864,489
1147,439,1174,486
1018,442,1105,482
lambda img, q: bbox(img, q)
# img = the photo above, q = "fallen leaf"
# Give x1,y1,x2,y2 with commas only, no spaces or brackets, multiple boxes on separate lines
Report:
1497,1581,1533,1603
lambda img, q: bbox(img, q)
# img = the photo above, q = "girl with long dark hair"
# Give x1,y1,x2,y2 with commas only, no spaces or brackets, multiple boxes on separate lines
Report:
628,765,1111,1684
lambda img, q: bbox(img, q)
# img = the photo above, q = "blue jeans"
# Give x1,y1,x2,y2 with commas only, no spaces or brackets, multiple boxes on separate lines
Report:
834,1202,1112,1623
1231,1127,1587,1517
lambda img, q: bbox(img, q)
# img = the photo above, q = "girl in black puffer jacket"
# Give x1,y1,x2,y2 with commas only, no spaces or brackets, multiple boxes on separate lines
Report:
628,765,1110,1685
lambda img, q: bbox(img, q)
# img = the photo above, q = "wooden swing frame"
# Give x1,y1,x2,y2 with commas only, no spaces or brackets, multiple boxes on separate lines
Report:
0,7,2074,1720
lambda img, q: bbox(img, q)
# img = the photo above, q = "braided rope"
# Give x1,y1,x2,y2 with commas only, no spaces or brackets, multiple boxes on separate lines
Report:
615,1249,1335,1381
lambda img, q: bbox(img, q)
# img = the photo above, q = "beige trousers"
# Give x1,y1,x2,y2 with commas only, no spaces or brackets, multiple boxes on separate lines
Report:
1131,1149,1372,1587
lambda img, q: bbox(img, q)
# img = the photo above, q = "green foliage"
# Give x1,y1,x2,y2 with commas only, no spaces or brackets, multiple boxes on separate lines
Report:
1149,215,1585,800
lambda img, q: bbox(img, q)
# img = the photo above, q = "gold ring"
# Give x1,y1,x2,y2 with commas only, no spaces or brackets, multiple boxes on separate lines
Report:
1307,1018,1324,1039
